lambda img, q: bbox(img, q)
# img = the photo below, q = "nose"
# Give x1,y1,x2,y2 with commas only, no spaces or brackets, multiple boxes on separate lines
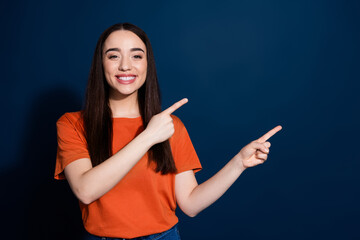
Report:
119,56,131,71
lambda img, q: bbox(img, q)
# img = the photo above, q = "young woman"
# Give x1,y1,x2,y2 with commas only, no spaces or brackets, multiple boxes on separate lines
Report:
54,22,282,240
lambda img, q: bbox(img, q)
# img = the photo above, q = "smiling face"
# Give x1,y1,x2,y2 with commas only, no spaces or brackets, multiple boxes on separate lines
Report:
102,30,147,99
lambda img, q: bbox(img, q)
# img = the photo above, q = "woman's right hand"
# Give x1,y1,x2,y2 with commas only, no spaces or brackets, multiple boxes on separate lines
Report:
145,98,188,145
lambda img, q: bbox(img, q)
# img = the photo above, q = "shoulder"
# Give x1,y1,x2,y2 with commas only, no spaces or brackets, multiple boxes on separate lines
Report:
170,114,190,144
170,114,186,130
56,111,84,134
57,111,83,126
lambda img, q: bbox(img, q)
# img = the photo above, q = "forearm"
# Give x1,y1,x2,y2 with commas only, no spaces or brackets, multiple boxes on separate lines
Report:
79,130,154,204
188,157,245,216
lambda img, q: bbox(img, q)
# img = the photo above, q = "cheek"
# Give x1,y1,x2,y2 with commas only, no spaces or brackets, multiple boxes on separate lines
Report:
139,61,148,75
103,63,116,84
103,61,118,74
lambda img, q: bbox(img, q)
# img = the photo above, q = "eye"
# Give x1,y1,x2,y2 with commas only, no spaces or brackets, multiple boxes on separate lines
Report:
108,55,119,59
133,55,143,59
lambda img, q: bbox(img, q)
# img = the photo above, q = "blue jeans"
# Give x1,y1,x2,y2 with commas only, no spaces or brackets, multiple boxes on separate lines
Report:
83,223,181,240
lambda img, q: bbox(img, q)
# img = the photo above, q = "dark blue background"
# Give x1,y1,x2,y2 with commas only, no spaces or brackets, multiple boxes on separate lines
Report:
1,0,359,239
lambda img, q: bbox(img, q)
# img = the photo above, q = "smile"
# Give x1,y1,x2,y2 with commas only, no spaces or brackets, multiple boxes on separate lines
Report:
116,75,136,84
117,76,135,80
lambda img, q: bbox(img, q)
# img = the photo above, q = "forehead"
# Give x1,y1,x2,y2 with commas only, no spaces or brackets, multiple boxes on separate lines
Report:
103,30,146,52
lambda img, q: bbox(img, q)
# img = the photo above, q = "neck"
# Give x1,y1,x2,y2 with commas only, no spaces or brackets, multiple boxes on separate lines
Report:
108,90,141,118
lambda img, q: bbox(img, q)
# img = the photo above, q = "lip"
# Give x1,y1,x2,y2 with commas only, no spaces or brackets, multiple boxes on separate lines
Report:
115,74,137,84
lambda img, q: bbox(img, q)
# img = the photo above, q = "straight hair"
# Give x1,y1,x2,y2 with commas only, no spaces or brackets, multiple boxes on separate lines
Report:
82,23,177,174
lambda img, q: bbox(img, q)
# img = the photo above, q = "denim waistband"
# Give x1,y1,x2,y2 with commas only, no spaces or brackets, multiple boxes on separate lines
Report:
84,223,180,240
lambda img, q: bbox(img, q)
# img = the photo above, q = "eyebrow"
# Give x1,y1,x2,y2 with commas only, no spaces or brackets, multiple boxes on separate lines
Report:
104,47,145,54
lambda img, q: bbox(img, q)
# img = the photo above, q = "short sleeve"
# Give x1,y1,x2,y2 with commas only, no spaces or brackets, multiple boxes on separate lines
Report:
170,115,202,174
54,112,90,180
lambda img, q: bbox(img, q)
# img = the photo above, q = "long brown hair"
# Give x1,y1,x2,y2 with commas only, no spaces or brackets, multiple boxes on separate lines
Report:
83,23,177,174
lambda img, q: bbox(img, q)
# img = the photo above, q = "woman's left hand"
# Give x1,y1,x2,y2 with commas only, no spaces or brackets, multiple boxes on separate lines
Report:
234,125,282,170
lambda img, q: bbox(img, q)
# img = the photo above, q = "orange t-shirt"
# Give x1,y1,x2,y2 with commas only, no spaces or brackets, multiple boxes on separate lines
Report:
54,111,202,238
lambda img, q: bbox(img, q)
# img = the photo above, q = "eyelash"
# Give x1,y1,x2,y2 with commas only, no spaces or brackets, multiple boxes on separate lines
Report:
108,55,143,60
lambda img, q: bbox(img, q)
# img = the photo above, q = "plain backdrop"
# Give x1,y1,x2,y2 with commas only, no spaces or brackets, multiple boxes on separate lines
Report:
1,0,359,239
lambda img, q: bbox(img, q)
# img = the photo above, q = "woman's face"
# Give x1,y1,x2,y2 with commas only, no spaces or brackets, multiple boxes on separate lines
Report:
102,30,147,99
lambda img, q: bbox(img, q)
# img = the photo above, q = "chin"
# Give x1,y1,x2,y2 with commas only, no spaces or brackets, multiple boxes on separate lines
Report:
108,80,146,98
112,87,138,98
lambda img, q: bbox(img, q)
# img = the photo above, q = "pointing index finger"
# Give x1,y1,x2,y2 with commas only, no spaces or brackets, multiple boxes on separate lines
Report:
257,125,282,143
162,98,188,115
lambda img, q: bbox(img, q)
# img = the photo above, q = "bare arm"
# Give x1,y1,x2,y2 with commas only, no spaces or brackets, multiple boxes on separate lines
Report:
175,159,243,217
65,130,153,205
175,125,282,217
64,98,188,205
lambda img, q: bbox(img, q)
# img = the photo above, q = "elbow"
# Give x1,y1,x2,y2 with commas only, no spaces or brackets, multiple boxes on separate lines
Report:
188,212,197,218
179,205,198,218
179,199,199,217
186,209,199,218
78,195,93,205
76,192,92,205
66,169,100,205
74,186,96,205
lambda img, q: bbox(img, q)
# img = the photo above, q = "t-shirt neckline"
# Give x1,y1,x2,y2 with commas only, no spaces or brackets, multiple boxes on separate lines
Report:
112,116,142,121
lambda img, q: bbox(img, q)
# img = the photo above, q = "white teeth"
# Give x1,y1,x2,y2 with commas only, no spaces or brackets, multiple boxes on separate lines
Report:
117,76,135,80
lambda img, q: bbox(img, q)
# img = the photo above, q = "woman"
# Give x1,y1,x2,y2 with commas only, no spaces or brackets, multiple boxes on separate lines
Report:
54,22,282,240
